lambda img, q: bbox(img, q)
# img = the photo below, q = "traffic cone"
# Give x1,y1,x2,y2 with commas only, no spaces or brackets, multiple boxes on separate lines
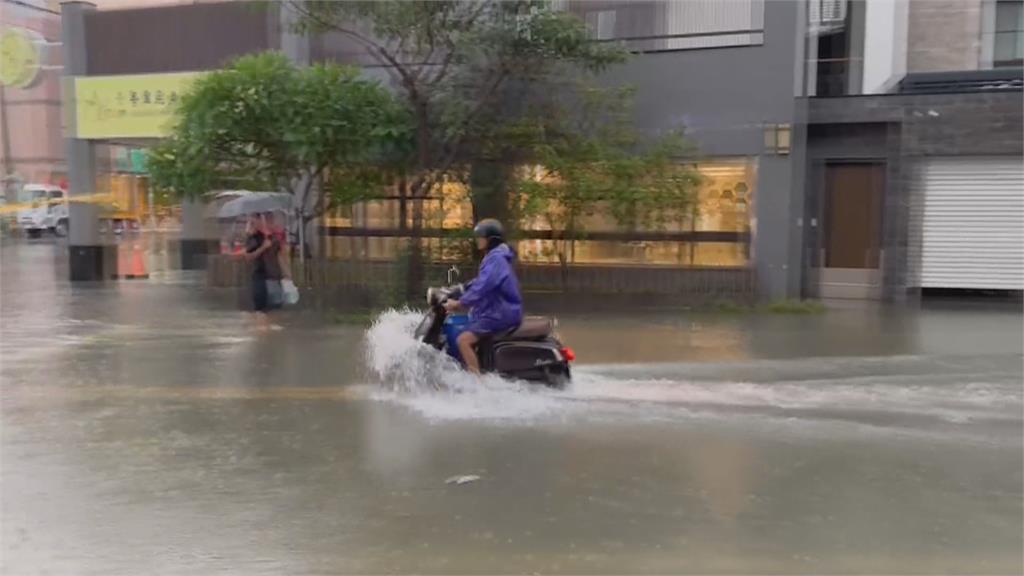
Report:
123,244,149,280
112,243,130,279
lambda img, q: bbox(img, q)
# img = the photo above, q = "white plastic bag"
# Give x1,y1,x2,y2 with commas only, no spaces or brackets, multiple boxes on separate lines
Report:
281,279,300,306
266,280,284,309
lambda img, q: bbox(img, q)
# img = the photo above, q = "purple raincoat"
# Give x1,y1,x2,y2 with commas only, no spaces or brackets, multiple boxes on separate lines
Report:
459,243,523,335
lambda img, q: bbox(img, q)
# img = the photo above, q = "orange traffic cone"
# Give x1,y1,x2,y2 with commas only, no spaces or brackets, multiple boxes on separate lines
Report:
112,243,130,279
123,244,149,280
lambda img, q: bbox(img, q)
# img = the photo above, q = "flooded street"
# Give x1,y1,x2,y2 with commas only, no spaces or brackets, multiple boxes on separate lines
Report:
2,239,1022,574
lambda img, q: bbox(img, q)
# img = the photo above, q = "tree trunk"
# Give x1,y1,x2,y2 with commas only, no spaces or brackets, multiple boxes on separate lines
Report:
557,248,569,294
404,196,426,303
469,159,512,224
300,214,314,287
402,101,432,303
318,212,327,290
398,177,408,233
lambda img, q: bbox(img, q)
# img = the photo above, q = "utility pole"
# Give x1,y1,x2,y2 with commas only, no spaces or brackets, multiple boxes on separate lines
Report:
0,84,15,203
62,1,107,281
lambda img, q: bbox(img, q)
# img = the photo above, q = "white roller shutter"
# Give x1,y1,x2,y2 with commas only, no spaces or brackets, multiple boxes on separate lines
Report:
910,157,1024,290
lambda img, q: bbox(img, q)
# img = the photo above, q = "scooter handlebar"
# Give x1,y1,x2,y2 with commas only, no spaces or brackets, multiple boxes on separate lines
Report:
427,282,470,307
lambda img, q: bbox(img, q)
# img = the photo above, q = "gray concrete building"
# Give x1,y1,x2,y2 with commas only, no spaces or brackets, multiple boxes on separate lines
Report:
800,0,1023,299
563,0,1022,300
563,0,805,300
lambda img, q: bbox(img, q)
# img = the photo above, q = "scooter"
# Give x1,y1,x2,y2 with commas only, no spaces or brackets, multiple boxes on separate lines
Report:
413,267,574,388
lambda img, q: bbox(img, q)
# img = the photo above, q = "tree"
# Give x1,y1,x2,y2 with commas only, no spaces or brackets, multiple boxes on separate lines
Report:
147,52,410,259
288,0,625,294
511,84,702,289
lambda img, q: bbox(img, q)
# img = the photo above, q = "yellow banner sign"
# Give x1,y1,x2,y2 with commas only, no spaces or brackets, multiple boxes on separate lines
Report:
74,72,203,139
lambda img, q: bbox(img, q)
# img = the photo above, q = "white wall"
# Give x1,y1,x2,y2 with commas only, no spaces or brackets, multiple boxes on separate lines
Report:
863,0,910,93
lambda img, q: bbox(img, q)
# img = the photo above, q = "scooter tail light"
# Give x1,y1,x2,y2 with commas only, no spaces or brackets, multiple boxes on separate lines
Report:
561,347,576,362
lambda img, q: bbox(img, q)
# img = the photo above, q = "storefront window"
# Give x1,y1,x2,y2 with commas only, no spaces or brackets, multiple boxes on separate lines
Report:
431,181,474,229
692,161,755,233
567,240,686,266
515,158,756,267
692,241,750,267
324,158,755,267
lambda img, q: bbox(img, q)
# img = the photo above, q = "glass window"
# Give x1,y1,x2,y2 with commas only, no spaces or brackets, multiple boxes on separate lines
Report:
995,0,1024,66
573,240,660,265
366,237,401,261
513,239,749,268
327,158,756,268
360,199,400,229
427,181,473,230
692,161,756,234
692,241,749,267
325,237,352,260
322,204,354,229
559,0,765,52
517,239,562,264
515,158,756,268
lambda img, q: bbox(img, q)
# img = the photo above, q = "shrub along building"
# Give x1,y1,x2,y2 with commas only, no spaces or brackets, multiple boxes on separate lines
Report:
61,0,1022,301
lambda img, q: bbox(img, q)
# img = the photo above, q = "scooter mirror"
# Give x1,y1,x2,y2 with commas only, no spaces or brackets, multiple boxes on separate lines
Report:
446,265,460,285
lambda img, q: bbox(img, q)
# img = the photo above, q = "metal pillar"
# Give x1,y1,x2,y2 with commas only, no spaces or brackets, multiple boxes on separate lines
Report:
62,1,108,281
179,198,214,269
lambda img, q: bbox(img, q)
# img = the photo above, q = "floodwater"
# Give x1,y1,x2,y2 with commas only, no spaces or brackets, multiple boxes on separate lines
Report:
2,238,1022,574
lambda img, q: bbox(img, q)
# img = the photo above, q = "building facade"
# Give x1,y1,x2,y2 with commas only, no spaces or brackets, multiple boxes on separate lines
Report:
306,0,800,299
58,0,1023,299
1,0,65,202
555,0,1022,299
801,0,1023,299
560,0,805,299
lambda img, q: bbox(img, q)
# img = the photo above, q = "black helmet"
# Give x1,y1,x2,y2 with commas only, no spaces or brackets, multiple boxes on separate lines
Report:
473,218,505,241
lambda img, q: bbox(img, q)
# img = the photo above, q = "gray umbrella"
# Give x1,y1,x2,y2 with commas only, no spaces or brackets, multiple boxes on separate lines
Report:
216,192,295,219
204,190,251,219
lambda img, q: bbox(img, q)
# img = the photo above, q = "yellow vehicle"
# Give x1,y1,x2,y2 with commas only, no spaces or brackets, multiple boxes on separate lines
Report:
97,174,149,234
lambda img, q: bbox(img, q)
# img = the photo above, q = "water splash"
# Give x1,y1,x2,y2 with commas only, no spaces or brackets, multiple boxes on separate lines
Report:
363,310,1021,441
364,309,564,420
365,308,467,392
568,369,1022,416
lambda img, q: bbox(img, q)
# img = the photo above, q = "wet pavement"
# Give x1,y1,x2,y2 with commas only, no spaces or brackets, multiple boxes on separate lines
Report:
2,237,1022,574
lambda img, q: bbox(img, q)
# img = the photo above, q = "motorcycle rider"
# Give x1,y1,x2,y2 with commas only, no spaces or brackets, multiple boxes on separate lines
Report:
444,219,523,374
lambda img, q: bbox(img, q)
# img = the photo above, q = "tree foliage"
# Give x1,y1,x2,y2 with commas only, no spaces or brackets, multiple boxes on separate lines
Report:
147,52,410,221
510,84,702,270
288,0,626,203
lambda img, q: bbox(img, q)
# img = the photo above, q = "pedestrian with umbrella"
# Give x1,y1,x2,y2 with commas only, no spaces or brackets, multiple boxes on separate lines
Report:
219,193,294,330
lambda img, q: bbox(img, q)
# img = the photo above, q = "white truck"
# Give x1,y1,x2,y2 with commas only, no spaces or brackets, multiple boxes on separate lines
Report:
16,184,68,238
13,183,145,238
